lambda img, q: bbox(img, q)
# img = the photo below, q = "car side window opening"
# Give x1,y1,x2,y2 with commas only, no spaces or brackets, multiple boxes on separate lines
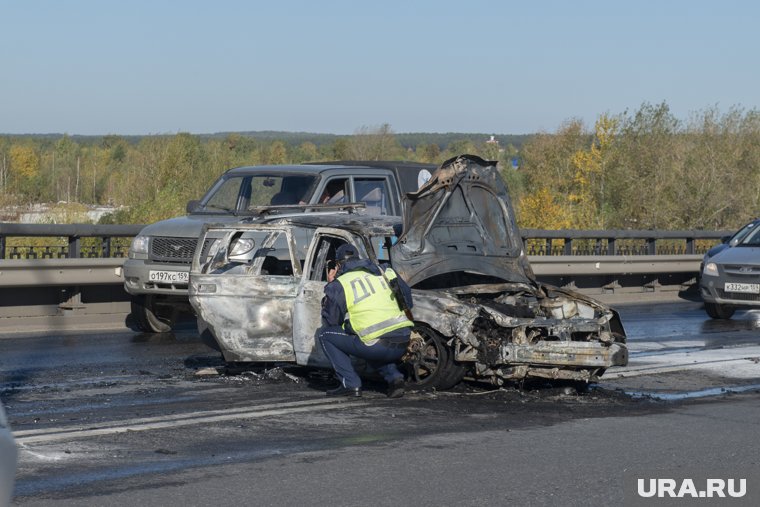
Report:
370,235,397,261
205,230,296,277
353,178,391,215
255,232,295,276
319,178,348,204
307,235,351,282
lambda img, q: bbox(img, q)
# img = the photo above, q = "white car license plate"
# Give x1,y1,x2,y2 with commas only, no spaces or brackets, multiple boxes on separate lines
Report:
724,282,760,294
149,270,189,283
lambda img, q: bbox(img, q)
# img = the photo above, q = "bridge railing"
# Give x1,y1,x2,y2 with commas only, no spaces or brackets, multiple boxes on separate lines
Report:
0,223,144,259
0,223,731,259
520,229,729,256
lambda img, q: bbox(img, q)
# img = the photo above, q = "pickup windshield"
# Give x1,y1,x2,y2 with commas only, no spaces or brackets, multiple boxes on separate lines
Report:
198,174,318,213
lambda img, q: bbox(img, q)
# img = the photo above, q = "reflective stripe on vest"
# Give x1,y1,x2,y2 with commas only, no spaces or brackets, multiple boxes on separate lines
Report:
338,268,413,343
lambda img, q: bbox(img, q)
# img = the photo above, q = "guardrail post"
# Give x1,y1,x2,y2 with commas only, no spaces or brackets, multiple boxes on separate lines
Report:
647,237,656,255
563,238,572,255
102,236,111,258
59,286,84,311
68,235,81,259
0,235,5,259
608,238,616,255
686,237,695,255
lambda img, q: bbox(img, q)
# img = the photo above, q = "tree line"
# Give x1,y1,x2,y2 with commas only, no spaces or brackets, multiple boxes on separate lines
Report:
1,103,759,231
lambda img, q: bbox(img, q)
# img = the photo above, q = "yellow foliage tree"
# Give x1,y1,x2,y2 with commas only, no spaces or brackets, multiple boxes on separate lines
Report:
9,144,39,180
568,114,617,228
517,187,572,229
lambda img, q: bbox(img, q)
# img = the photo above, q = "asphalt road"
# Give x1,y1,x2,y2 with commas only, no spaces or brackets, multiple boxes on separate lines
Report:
2,301,760,506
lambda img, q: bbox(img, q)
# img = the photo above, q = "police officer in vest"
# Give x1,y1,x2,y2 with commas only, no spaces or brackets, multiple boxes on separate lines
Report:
318,243,413,398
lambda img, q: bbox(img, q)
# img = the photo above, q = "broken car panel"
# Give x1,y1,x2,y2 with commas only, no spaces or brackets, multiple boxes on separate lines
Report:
189,155,627,389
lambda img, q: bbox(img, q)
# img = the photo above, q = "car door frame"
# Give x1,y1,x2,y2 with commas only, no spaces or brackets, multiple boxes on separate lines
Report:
292,227,368,367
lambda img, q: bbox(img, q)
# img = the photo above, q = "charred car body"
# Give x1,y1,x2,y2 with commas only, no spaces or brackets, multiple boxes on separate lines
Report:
189,155,627,388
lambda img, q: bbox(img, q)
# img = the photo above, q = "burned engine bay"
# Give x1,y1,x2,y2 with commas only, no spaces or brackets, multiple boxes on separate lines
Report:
407,281,627,387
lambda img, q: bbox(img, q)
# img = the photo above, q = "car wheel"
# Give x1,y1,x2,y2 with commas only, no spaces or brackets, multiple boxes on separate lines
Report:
704,302,735,320
130,295,177,333
404,325,466,390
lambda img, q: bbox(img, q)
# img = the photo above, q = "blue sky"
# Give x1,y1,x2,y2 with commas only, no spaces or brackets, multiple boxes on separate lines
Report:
1,0,757,135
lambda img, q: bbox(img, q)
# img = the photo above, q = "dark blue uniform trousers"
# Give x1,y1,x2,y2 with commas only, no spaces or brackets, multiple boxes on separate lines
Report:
318,326,408,389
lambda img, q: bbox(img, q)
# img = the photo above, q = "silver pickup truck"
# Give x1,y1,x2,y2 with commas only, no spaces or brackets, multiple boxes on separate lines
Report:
123,161,435,332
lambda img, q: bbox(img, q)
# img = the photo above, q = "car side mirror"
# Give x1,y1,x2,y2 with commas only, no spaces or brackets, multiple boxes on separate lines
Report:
186,199,201,213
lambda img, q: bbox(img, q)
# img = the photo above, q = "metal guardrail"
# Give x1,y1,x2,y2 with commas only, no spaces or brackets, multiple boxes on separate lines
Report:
520,229,729,256
0,223,144,259
0,255,701,288
0,223,730,259
0,258,126,287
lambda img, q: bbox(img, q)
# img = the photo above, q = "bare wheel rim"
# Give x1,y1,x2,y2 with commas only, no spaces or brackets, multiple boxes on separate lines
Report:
409,327,444,384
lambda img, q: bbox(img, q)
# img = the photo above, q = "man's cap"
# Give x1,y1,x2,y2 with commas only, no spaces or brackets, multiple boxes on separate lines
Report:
335,244,357,261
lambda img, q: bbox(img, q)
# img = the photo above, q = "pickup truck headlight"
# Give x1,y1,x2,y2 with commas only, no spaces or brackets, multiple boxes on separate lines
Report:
229,237,255,257
129,235,149,257
703,262,719,277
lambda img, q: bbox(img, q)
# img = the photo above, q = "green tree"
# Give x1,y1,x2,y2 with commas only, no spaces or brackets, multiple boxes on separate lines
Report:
9,144,41,203
266,140,288,164
568,114,618,228
331,138,350,159
294,141,319,162
347,124,403,160
609,102,681,229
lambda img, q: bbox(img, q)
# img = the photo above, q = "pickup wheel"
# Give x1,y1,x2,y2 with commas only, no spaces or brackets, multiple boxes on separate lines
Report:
404,325,466,390
130,295,177,333
704,302,735,320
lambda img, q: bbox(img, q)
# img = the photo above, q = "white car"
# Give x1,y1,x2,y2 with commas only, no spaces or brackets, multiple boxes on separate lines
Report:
0,401,17,505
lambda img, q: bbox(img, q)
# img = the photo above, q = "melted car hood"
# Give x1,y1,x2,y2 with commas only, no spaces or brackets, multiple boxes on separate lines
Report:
391,155,535,288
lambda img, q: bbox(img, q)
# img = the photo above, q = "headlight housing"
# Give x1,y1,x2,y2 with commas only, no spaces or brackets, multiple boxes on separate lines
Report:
703,262,719,277
129,235,149,258
229,237,255,257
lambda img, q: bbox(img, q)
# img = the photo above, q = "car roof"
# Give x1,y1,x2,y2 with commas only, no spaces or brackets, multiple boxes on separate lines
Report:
223,162,432,177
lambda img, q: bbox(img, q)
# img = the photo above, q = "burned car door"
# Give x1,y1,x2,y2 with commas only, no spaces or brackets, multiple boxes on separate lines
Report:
292,228,365,367
189,224,304,363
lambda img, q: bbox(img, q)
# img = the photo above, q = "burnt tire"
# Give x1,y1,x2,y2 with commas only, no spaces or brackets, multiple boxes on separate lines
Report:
404,325,466,390
704,302,735,320
130,295,177,333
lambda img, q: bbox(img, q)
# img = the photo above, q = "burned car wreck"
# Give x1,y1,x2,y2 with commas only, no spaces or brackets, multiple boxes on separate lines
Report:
189,155,627,389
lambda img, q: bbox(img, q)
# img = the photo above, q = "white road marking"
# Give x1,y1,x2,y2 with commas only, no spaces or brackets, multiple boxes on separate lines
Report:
15,397,367,445
607,345,760,379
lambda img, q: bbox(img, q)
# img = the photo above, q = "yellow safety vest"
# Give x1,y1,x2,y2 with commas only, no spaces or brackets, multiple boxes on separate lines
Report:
338,267,413,343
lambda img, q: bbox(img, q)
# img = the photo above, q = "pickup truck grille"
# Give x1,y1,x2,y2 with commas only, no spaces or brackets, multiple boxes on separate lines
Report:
150,237,213,264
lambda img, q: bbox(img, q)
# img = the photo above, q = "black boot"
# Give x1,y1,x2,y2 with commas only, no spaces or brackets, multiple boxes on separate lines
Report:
387,378,405,399
326,385,362,397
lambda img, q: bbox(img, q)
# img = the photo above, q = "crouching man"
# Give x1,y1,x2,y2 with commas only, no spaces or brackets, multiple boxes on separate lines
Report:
317,244,413,398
